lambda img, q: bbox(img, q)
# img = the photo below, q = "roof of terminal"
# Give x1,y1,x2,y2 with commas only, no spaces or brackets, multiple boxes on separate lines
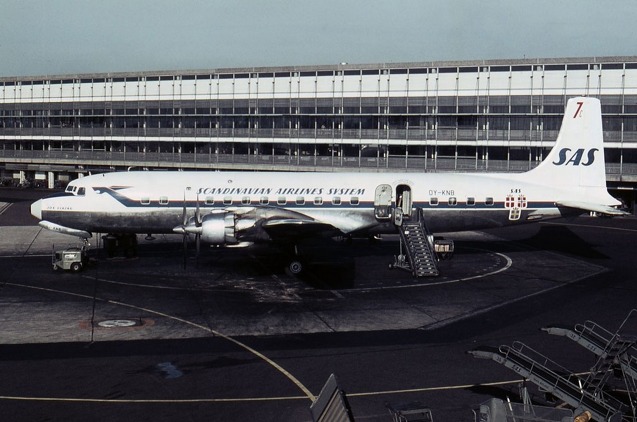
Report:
2,55,637,83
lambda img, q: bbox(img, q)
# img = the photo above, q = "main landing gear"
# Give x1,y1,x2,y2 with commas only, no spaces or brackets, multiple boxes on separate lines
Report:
286,244,305,276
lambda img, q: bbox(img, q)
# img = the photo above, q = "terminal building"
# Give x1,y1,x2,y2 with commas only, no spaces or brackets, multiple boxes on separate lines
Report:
1,56,636,210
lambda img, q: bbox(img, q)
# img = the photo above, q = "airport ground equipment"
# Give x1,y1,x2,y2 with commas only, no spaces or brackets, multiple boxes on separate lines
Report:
52,246,88,272
475,397,575,422
470,310,637,421
390,208,453,277
543,310,637,419
386,401,434,421
473,383,593,421
310,374,353,422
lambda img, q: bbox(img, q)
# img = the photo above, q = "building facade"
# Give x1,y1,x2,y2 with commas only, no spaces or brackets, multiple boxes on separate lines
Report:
1,56,636,207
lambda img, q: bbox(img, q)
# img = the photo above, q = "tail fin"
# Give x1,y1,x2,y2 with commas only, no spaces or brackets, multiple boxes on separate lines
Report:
529,96,605,188
530,96,625,215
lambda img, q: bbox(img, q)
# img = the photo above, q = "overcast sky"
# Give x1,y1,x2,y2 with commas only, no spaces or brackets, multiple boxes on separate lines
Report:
1,0,635,77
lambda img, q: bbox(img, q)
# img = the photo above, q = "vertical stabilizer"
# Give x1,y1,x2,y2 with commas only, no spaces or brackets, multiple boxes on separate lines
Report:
529,97,625,214
529,97,605,188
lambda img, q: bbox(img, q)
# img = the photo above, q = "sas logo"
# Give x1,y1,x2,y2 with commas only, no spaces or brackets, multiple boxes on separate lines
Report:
552,148,598,166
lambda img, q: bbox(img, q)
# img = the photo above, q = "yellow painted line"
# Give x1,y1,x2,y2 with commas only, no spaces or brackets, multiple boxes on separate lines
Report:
0,373,593,404
0,395,309,403
3,282,316,402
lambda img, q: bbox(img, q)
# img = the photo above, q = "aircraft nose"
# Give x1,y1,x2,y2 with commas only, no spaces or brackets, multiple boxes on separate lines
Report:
31,199,42,220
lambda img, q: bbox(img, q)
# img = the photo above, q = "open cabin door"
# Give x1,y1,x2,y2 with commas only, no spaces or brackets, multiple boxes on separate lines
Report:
374,184,392,220
396,184,412,217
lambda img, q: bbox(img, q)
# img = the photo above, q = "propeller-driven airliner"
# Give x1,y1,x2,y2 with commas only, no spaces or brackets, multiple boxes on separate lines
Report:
31,97,626,277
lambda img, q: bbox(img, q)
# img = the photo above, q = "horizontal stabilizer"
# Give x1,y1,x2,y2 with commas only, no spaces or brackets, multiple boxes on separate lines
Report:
39,221,92,239
556,201,629,216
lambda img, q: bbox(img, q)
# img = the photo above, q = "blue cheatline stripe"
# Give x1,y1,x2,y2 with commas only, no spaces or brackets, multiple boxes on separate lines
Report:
94,187,557,211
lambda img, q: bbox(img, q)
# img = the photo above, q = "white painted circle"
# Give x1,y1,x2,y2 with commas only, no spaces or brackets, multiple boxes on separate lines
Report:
98,319,137,328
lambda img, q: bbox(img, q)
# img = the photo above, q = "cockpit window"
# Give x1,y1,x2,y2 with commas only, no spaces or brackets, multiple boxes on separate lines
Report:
65,185,74,193
77,187,86,196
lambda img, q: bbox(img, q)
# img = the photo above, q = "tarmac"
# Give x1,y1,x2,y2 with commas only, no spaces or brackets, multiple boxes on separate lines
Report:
0,188,635,421
0,224,609,343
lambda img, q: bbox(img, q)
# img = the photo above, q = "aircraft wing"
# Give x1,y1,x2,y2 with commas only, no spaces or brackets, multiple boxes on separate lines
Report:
262,218,341,241
556,201,630,216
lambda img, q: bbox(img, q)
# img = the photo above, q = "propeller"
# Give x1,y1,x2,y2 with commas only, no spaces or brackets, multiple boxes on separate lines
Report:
172,191,204,268
191,194,203,264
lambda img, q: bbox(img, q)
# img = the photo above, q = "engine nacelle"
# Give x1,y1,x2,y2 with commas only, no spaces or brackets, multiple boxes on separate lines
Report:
199,212,257,245
200,212,237,244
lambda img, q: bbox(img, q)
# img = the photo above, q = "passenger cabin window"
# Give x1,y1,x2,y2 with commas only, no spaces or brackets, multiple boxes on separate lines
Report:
77,187,86,196
259,196,269,205
485,197,494,206
448,197,457,206
140,196,150,205
241,196,251,205
314,197,323,205
277,196,286,205
332,196,341,205
430,197,439,206
223,196,232,205
159,196,169,205
467,197,475,206
350,197,360,205
205,196,214,205
296,197,305,205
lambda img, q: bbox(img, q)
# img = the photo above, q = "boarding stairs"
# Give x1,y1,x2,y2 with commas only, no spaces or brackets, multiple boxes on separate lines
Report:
469,341,626,422
395,208,439,277
543,310,637,417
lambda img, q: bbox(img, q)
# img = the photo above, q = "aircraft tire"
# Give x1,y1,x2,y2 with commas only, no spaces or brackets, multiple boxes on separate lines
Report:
288,260,303,275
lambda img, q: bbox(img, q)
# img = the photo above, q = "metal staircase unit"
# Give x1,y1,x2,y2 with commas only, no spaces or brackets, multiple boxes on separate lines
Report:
397,208,439,277
543,310,637,418
470,341,626,422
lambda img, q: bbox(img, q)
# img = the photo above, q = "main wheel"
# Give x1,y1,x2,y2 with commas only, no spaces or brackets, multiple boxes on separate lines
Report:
70,262,82,272
288,260,303,275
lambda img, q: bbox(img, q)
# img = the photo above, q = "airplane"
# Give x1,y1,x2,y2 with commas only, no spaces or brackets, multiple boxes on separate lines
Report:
30,97,627,277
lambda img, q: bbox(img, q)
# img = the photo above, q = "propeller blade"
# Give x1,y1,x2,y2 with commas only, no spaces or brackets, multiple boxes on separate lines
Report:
182,189,188,269
182,191,188,226
183,230,190,269
195,233,201,265
195,193,202,226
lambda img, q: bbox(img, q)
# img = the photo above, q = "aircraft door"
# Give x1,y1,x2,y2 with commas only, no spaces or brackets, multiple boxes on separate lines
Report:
374,184,392,220
396,184,412,218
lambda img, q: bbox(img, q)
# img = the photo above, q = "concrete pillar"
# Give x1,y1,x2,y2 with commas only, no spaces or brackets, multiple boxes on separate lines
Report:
48,172,55,189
